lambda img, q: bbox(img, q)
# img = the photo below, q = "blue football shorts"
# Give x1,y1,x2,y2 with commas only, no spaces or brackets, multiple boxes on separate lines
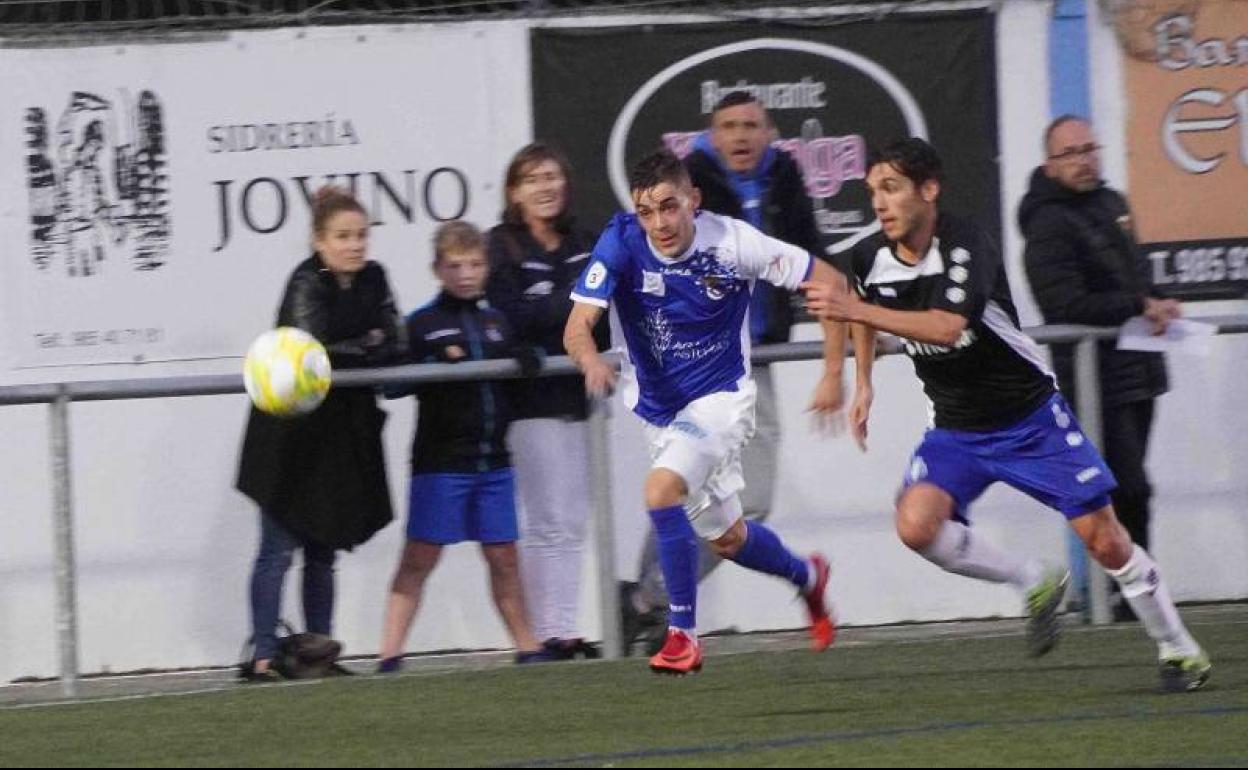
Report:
901,394,1117,522
406,468,518,545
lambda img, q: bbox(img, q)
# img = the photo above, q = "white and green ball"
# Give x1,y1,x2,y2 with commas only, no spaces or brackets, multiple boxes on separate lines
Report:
243,327,332,417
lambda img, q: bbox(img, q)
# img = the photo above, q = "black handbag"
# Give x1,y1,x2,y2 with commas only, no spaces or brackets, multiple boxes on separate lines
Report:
240,620,343,680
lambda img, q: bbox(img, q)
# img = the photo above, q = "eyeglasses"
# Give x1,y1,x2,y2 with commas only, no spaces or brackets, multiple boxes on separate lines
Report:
1048,144,1102,161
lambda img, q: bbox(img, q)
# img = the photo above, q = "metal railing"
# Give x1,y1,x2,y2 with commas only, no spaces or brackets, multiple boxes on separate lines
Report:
3,314,1245,696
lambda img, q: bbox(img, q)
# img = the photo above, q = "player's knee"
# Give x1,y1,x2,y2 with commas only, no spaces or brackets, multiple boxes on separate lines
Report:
1086,523,1132,570
710,519,747,558
1072,507,1134,570
894,485,952,552
896,518,934,552
644,469,687,510
895,507,940,552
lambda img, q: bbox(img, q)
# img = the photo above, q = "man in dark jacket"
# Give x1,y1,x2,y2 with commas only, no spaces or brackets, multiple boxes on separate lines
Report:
623,92,829,650
1019,115,1181,618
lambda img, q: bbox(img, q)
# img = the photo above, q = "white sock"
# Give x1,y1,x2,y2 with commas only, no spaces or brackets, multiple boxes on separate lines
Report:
669,626,698,642
1107,545,1201,659
920,520,1044,590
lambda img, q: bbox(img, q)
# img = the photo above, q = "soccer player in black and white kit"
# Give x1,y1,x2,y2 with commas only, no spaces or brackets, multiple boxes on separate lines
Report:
802,139,1210,692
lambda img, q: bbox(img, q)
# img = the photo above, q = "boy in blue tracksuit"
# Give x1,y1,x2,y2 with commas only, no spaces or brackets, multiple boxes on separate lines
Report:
377,220,552,670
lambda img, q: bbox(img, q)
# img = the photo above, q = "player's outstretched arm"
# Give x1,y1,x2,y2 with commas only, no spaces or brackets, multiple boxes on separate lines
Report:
848,322,875,452
805,258,848,434
563,301,616,398
802,276,967,347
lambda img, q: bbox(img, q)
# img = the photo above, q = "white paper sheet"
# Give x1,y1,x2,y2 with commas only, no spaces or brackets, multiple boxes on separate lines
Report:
1117,317,1217,356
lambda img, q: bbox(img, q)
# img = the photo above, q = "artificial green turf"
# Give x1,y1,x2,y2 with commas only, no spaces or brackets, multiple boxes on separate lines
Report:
2,615,1243,767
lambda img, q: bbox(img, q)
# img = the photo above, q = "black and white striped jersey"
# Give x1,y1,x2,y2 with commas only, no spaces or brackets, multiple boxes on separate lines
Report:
841,213,1055,432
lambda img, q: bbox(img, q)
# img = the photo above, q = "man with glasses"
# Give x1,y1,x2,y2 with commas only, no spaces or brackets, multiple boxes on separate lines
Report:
1018,115,1181,622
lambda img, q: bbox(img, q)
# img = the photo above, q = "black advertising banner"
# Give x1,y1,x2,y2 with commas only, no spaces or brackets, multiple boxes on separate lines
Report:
532,11,1000,258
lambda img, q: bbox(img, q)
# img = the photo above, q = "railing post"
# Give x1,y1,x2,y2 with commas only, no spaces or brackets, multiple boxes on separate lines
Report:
49,387,80,696
1074,338,1113,626
588,394,622,659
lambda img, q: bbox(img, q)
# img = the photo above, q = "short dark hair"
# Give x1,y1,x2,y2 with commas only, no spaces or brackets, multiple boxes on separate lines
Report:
1044,114,1088,155
433,220,485,263
712,91,761,114
628,150,691,194
868,138,943,187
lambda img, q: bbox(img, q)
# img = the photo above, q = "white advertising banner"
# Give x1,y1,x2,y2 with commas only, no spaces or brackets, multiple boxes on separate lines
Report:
0,24,527,368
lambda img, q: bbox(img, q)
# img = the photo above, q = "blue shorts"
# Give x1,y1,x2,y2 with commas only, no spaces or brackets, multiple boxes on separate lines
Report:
406,468,518,545
902,394,1117,522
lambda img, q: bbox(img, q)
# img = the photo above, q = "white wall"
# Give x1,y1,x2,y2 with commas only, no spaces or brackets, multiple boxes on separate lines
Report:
0,2,1244,682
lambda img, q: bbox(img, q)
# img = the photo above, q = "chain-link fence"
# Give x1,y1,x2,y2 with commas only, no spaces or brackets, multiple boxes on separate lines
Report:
0,0,932,40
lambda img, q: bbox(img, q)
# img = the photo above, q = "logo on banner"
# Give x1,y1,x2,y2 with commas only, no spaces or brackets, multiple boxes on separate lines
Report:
606,38,929,256
24,91,171,278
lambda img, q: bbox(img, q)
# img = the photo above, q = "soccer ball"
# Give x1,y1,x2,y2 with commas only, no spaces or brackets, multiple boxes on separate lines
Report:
243,327,332,417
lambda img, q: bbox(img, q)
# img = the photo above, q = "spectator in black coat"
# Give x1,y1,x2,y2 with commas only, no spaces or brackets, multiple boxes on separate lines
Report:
237,186,404,680
1019,115,1181,619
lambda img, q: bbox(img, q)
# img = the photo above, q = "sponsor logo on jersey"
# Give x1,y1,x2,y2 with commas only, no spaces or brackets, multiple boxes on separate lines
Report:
642,270,666,296
903,329,977,358
701,275,727,300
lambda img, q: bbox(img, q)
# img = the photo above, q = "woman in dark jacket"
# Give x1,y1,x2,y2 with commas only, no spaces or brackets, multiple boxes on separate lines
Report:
486,143,608,658
236,186,404,680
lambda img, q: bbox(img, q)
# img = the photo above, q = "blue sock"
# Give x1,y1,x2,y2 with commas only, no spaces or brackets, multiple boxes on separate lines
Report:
649,505,698,631
730,521,810,590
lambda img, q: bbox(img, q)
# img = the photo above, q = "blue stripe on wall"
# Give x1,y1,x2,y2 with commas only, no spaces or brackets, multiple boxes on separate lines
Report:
1049,0,1090,119
1050,0,1094,612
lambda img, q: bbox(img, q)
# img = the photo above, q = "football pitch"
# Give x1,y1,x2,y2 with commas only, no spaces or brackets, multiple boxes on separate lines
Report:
1,605,1244,767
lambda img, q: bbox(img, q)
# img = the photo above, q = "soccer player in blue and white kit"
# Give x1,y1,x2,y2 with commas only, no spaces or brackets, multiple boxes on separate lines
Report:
564,151,872,675
804,138,1210,692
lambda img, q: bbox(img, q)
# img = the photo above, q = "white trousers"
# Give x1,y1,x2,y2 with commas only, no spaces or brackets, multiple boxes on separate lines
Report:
509,418,591,641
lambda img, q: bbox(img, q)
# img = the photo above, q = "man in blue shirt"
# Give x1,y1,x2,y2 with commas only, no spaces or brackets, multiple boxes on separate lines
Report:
564,150,872,675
